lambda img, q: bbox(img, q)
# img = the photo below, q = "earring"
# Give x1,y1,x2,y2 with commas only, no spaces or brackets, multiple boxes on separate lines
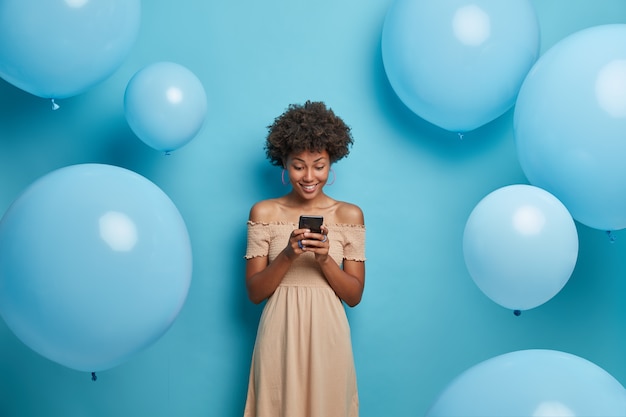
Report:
281,169,289,186
327,168,336,186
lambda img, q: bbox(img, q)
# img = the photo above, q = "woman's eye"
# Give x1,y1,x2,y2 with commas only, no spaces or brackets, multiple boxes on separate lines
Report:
315,166,326,170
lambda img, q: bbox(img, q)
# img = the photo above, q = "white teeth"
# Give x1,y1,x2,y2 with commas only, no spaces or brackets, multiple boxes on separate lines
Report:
302,185,316,191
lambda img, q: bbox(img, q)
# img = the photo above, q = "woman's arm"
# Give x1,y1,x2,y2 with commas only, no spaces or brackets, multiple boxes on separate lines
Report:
318,258,365,307
305,202,366,307
244,201,303,304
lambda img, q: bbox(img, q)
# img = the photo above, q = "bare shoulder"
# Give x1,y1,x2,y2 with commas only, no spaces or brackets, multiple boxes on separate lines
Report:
335,201,364,225
248,199,281,222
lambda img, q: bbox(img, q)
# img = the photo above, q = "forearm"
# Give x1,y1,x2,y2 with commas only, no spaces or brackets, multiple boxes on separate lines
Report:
318,257,364,307
246,250,294,304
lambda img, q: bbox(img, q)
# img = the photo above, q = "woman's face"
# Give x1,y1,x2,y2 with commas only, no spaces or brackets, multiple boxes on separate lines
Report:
284,149,331,199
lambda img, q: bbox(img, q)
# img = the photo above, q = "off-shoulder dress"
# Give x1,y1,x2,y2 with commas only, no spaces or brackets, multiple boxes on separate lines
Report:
243,221,366,417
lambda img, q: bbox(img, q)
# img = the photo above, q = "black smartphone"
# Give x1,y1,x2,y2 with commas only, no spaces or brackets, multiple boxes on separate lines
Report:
298,215,323,234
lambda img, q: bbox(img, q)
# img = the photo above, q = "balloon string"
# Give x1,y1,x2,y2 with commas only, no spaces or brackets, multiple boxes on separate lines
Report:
51,99,60,110
606,230,616,243
91,372,97,382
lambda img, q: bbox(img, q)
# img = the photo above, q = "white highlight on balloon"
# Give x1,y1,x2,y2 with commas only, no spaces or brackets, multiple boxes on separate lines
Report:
533,401,575,417
595,59,626,118
64,0,88,8
513,205,546,235
166,87,183,104
99,211,138,251
452,5,491,46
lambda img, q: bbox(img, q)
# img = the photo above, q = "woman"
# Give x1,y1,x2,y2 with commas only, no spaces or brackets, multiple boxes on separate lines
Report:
243,101,366,417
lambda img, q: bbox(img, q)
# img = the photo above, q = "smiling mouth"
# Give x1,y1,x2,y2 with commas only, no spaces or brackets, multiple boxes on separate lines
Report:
301,183,318,192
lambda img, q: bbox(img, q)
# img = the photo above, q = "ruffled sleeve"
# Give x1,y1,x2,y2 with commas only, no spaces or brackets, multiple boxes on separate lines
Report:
244,221,271,259
339,225,366,262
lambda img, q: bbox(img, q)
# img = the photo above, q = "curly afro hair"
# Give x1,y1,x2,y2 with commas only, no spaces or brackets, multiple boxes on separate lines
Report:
265,101,354,167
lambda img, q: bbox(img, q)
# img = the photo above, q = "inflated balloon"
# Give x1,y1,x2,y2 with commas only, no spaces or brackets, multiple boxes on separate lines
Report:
381,0,539,132
0,0,140,99
124,62,208,153
463,185,578,311
0,164,192,372
426,349,626,417
515,24,626,231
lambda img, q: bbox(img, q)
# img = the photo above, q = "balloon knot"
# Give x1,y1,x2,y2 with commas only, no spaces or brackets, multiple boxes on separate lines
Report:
513,310,521,316
91,372,97,382
51,99,60,110
457,132,464,140
606,230,616,243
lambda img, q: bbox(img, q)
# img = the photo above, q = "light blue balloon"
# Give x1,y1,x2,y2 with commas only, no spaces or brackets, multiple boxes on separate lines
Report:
0,0,140,99
426,349,626,417
0,164,192,372
124,62,208,153
463,185,578,311
515,24,626,231
381,0,539,132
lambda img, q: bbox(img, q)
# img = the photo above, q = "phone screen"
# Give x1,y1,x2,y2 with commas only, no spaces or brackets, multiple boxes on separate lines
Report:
298,215,323,234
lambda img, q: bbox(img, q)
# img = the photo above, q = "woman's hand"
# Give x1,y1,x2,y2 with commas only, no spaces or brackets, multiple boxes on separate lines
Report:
296,225,329,261
287,227,308,259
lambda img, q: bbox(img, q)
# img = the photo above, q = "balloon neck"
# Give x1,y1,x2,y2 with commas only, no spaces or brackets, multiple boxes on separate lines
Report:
606,230,616,243
91,372,97,382
513,310,521,316
51,99,60,110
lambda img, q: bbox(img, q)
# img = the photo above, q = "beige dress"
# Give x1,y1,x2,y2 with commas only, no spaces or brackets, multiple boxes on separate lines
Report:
243,221,366,417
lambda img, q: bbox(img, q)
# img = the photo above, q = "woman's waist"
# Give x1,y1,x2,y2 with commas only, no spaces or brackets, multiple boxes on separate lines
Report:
279,273,330,287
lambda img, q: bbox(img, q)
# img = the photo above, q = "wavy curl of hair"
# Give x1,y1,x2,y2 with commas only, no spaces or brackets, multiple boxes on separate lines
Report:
265,101,353,167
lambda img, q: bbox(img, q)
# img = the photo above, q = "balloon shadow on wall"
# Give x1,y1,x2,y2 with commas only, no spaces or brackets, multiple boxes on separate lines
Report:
229,157,286,332
225,160,279,413
370,38,514,161
230,225,263,334
0,78,160,176
94,122,164,179
0,80,65,132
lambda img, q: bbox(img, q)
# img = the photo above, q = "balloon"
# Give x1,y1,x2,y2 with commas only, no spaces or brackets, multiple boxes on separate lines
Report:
463,185,578,311
0,164,192,372
426,349,626,417
0,0,140,99
515,24,626,231
124,62,208,153
381,0,539,132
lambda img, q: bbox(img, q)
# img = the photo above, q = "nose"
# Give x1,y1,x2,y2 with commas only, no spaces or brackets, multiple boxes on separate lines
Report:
303,168,314,181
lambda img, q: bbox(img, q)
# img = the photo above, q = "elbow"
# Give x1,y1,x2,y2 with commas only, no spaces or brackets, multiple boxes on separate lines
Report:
248,293,266,305
246,288,264,305
345,283,364,307
344,293,362,308
246,284,270,304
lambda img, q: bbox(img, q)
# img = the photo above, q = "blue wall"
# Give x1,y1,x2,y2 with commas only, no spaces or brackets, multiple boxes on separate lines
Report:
1,1,626,416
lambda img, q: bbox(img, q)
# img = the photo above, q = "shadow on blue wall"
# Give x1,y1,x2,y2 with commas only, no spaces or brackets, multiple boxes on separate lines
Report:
369,37,515,162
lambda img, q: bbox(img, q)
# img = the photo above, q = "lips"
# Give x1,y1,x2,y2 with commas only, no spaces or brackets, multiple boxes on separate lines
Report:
301,183,318,192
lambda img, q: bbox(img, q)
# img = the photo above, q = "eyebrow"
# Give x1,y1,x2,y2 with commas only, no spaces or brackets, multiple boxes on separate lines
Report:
292,157,328,163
